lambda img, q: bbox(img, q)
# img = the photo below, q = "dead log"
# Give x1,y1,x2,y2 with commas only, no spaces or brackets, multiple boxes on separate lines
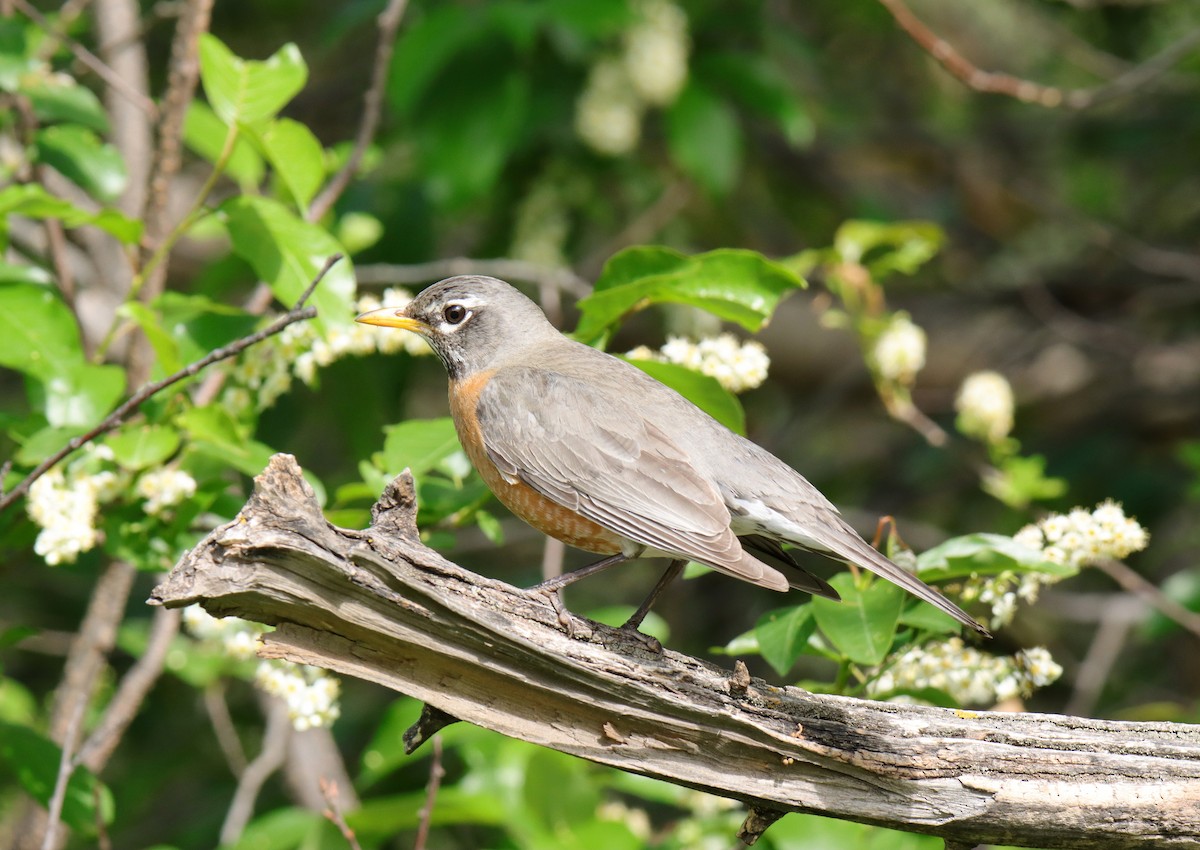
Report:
149,454,1200,849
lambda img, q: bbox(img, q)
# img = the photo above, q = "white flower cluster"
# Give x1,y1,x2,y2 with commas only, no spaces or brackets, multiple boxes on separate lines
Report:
575,0,689,156
182,604,268,659
958,570,1044,629
135,468,197,516
956,370,1015,443
623,0,690,106
1013,500,1149,569
27,469,106,566
223,288,430,414
868,638,1062,706
183,605,342,730
627,333,770,393
872,314,926,384
255,660,342,731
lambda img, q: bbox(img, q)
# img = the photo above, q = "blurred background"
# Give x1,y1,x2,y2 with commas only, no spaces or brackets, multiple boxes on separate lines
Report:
2,0,1199,847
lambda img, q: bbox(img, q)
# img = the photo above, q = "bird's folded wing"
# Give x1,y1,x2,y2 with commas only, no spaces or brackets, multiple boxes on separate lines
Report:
475,368,770,583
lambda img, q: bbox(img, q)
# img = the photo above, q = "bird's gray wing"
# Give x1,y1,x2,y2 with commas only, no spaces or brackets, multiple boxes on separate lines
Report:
474,367,788,590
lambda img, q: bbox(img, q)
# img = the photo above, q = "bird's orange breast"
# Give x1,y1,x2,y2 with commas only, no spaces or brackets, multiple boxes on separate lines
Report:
448,370,624,555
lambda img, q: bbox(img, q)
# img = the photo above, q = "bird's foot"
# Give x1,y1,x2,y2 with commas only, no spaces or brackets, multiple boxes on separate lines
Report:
615,616,664,654
540,587,576,638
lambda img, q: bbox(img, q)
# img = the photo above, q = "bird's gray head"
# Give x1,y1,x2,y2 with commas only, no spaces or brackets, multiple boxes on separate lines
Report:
355,275,558,379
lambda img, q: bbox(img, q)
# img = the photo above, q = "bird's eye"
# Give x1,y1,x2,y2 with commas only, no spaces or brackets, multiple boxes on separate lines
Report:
443,304,468,325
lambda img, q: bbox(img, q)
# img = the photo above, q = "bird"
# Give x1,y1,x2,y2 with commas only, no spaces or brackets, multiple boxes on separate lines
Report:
356,275,989,638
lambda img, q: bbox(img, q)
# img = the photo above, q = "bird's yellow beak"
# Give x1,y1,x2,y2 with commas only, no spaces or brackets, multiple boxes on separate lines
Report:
354,307,426,333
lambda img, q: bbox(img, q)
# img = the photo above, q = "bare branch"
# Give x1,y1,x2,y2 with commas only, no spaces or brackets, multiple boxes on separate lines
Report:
876,0,1200,109
412,736,444,850
75,606,182,771
307,0,409,222
0,254,340,515
151,455,1200,849
320,779,364,850
218,697,292,846
356,258,591,298
1094,557,1200,640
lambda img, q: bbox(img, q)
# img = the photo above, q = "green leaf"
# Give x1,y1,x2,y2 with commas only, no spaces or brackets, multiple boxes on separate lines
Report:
246,118,326,213
0,722,114,834
221,195,354,332
916,533,1076,583
0,184,141,243
832,220,945,278
475,509,505,544
13,425,87,467
227,807,323,850
0,282,84,381
34,124,127,202
666,80,743,197
576,246,805,342
198,35,307,128
34,361,124,428
104,425,181,471
22,78,109,132
697,52,813,149
0,262,52,285
898,602,961,634
178,406,276,477
754,604,815,676
117,302,183,376
380,417,461,478
623,358,745,435
983,454,1068,509
811,573,904,666
182,101,265,188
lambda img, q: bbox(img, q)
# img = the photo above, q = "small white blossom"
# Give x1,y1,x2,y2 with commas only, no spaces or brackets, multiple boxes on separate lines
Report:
27,469,102,565
1013,500,1148,570
956,370,1015,443
181,604,229,640
255,660,342,731
629,333,770,393
873,314,926,384
575,58,643,156
867,638,1062,707
623,0,690,106
136,468,197,516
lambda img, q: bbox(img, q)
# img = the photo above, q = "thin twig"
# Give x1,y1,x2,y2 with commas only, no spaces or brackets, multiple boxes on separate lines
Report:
0,254,340,515
219,697,292,846
75,606,182,771
356,258,591,298
412,735,444,850
877,0,1200,109
320,779,363,850
307,0,409,222
1065,602,1135,717
40,688,88,850
203,682,249,776
1094,558,1200,640
137,0,214,277
11,0,158,118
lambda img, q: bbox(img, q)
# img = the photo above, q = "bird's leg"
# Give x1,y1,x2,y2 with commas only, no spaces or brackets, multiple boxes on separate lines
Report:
622,559,687,632
531,553,630,635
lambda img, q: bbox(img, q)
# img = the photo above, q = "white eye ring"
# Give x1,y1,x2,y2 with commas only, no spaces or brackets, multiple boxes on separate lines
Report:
442,303,469,325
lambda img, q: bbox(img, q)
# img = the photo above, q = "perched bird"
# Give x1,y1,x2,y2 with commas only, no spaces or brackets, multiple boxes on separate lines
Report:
357,276,989,638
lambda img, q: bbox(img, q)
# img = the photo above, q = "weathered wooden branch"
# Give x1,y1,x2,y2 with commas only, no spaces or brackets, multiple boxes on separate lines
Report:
150,454,1200,849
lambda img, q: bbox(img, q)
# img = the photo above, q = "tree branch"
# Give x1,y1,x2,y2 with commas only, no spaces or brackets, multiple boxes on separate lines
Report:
150,454,1200,850
876,0,1200,109
307,0,409,222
